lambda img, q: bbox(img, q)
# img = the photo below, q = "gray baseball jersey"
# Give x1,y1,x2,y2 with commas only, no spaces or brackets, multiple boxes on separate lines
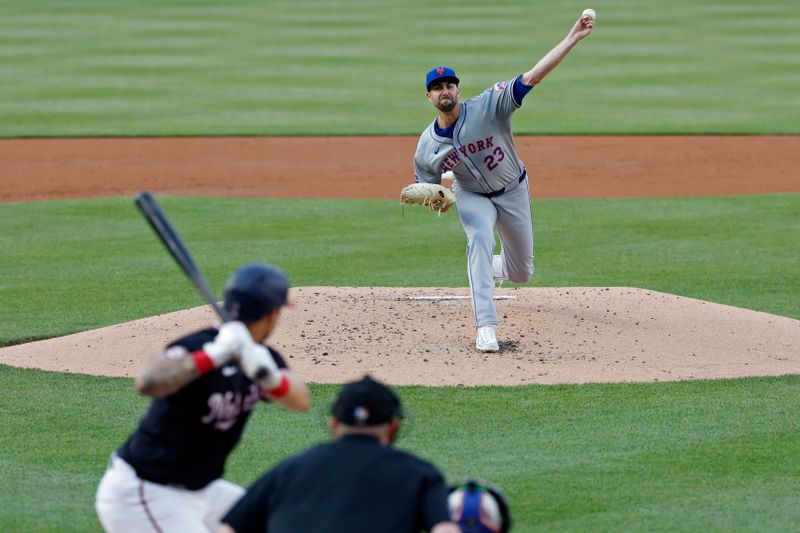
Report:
413,77,535,328
414,78,524,193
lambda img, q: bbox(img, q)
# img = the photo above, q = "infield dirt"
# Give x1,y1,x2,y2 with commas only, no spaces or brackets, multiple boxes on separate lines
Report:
2,135,798,202
1,136,798,385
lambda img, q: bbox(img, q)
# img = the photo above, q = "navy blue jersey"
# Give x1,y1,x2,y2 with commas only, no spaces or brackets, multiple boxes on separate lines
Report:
118,327,288,490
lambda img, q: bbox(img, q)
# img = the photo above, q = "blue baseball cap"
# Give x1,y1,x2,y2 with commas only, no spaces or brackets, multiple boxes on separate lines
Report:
425,66,459,91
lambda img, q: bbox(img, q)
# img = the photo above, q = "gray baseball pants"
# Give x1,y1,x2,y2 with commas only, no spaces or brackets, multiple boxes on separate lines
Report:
454,174,534,327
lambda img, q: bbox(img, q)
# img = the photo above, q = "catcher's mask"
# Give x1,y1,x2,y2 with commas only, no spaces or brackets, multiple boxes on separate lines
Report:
223,263,290,322
448,478,512,533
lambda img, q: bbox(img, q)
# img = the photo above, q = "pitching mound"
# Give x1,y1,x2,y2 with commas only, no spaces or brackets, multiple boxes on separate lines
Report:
1,287,798,386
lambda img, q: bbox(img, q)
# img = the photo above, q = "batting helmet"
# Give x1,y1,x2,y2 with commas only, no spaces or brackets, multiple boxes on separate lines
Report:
448,478,512,533
223,263,289,322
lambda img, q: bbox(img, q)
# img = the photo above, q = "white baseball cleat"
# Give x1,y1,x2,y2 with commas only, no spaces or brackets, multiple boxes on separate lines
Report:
476,325,499,352
492,255,507,288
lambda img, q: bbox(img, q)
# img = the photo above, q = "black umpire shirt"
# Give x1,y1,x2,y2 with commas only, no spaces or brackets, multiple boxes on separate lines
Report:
223,434,452,533
117,327,288,490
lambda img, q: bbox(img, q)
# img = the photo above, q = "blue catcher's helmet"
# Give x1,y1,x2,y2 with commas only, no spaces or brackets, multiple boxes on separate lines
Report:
448,478,511,533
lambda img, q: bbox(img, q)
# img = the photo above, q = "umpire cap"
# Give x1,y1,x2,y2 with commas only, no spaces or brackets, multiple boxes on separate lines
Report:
223,263,290,322
331,375,403,426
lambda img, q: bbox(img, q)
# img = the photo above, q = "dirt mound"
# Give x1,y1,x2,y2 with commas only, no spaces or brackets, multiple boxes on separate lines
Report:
2,287,797,386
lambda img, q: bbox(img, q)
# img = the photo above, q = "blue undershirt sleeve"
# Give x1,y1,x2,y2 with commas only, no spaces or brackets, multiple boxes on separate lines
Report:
512,75,534,106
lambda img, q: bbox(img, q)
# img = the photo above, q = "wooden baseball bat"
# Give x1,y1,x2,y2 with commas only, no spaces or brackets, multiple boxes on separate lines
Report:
134,191,269,379
135,191,228,322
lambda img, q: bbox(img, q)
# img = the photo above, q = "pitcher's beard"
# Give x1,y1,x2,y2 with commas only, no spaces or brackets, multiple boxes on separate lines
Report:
436,98,457,113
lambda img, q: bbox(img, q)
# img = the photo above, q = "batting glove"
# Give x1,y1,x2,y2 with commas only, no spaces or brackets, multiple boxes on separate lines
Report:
240,343,281,390
201,321,252,367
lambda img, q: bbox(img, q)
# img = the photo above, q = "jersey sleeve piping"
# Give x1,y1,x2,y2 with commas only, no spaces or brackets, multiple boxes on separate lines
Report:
454,103,494,193
511,74,534,108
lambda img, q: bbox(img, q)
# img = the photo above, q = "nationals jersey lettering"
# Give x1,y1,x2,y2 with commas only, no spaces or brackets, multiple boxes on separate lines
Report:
414,75,530,194
202,388,262,431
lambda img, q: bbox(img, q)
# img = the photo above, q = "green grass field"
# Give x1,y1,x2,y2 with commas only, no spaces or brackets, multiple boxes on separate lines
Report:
1,0,799,530
1,368,799,532
1,0,799,136
1,193,798,531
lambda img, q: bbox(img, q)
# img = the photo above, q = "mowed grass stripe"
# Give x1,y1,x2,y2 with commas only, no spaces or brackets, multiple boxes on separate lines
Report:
1,0,799,135
0,194,800,345
1,193,798,346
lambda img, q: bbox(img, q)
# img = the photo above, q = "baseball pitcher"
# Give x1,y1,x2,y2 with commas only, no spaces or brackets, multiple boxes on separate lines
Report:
413,11,595,352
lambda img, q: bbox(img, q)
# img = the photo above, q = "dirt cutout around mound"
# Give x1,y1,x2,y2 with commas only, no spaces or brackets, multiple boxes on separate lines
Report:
1,136,798,385
2,287,798,386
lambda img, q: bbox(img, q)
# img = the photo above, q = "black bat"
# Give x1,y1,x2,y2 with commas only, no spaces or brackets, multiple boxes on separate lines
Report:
134,191,269,379
135,190,228,322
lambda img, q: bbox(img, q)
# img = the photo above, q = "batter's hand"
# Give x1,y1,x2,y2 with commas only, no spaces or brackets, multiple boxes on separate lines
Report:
240,343,282,389
202,321,252,367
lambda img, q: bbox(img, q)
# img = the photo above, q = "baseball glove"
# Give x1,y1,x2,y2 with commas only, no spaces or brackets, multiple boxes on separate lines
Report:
400,183,456,216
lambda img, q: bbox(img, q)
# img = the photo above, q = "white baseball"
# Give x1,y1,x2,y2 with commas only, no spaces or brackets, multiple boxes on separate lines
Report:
582,8,596,21
441,171,455,181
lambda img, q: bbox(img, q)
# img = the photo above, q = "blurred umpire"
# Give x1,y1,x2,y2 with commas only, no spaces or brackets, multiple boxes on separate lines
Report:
218,375,460,533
